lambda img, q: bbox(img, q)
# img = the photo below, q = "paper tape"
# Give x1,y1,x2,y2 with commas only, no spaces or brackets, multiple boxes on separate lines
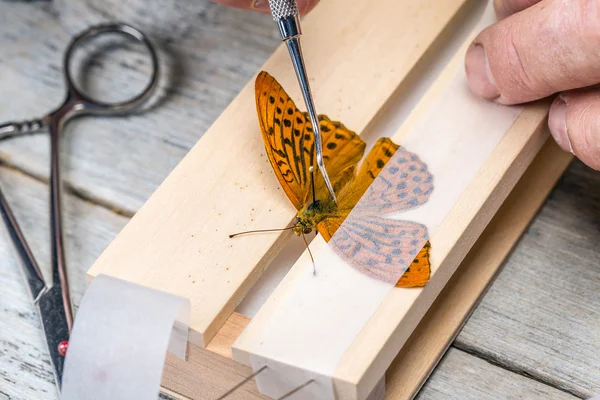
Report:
61,274,190,400
248,1,524,399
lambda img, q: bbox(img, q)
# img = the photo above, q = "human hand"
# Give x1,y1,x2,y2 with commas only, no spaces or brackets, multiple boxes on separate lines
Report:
465,0,600,169
210,0,319,15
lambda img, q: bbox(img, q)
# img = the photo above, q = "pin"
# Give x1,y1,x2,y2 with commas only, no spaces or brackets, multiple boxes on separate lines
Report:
215,365,315,400
215,366,267,400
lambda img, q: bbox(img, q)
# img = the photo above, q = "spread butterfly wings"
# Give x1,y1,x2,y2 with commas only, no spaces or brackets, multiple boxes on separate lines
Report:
321,138,433,287
255,71,365,208
255,71,433,288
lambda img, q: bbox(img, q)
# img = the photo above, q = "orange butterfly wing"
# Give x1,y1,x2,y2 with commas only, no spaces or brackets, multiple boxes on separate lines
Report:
318,138,432,288
317,137,400,241
396,241,431,288
255,71,365,209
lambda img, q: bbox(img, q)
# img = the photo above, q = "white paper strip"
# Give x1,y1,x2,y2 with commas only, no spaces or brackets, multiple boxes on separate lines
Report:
247,2,524,399
61,274,190,400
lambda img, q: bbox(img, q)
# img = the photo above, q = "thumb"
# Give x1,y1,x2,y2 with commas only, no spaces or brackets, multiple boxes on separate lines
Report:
548,89,600,170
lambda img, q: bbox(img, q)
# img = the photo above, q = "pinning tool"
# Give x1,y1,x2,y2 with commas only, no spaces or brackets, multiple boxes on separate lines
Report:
0,23,159,391
267,0,337,204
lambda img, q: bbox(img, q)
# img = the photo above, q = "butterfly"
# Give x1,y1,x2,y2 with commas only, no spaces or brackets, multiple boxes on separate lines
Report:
246,71,433,287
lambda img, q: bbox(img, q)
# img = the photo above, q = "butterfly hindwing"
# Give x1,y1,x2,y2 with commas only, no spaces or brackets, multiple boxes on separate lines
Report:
329,215,430,285
396,241,431,287
317,138,432,287
256,72,366,209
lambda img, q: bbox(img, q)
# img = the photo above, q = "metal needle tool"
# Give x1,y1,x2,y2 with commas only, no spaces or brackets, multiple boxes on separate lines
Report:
267,0,337,204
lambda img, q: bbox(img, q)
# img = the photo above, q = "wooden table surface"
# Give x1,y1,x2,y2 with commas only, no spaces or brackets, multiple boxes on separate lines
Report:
0,1,598,399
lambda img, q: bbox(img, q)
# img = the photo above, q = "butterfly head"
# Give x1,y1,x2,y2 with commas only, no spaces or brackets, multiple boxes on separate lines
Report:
293,200,325,236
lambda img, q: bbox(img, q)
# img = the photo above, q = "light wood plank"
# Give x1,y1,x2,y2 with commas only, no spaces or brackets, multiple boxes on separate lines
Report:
0,166,128,400
206,312,250,359
384,140,573,399
415,348,578,400
87,0,476,346
455,158,600,399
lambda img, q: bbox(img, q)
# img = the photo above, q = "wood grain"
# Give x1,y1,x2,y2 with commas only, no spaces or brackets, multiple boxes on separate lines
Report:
0,0,279,214
416,348,579,400
456,158,600,399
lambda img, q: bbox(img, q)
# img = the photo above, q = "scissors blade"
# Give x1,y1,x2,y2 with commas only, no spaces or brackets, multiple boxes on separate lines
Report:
0,186,46,300
36,286,70,389
0,186,70,390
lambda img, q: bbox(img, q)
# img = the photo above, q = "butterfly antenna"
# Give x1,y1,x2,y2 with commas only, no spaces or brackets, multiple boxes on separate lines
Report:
309,165,316,205
302,233,316,275
229,226,295,238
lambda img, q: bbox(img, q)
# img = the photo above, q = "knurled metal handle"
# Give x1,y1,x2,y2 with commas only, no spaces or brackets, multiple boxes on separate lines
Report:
268,0,299,20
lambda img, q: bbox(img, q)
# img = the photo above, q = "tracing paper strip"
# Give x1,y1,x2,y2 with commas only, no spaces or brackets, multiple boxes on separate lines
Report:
61,274,190,400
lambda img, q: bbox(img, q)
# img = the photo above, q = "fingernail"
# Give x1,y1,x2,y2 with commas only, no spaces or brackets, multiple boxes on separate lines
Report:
548,96,573,153
465,43,500,100
253,0,270,11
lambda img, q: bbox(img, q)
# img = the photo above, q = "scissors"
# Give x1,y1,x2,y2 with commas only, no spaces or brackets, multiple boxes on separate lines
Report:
0,23,159,391
266,0,337,204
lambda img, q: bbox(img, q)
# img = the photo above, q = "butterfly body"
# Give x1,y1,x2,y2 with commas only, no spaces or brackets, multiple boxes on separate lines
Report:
253,71,433,288
293,199,327,235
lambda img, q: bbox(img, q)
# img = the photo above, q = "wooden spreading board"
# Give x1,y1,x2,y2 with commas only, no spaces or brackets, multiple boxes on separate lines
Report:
87,0,477,346
160,140,572,399
86,0,572,398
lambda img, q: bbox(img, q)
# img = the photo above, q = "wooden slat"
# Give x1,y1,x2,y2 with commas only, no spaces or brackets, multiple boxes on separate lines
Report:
455,158,600,399
87,0,476,346
415,348,579,400
384,140,573,399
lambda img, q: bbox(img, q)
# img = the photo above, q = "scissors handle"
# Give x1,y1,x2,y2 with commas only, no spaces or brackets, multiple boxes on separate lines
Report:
62,23,160,116
47,109,74,332
0,118,47,140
